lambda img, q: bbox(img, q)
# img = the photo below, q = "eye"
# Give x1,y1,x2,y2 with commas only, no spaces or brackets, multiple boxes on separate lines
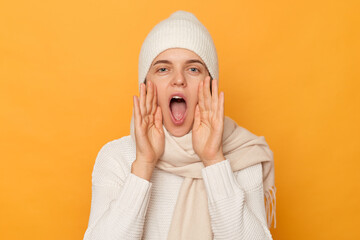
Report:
189,67,199,72
158,67,168,72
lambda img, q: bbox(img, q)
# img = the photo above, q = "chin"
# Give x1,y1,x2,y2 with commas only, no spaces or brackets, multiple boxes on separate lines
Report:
165,120,193,137
168,126,190,137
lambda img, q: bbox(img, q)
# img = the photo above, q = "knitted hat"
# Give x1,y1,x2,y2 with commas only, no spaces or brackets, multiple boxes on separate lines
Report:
138,10,218,89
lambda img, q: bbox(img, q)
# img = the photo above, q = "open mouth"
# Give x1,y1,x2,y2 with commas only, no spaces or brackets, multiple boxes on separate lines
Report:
169,93,187,125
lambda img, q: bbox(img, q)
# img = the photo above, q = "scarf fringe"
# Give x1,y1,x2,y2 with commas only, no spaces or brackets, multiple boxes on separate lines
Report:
264,185,277,229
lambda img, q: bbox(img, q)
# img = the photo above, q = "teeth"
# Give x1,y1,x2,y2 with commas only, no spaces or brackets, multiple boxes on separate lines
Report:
172,96,183,100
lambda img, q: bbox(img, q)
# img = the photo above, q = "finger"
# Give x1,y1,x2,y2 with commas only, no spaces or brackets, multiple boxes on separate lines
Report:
217,91,225,120
133,95,142,127
151,83,157,115
193,104,200,130
204,76,212,110
211,78,219,113
154,106,163,131
198,80,206,112
146,80,153,115
139,83,146,118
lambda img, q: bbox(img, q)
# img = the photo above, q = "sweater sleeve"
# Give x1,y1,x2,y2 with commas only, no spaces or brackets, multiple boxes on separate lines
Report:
201,159,273,240
83,141,152,240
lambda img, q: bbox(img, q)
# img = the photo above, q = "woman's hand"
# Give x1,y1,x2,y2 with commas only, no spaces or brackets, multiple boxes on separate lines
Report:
132,80,164,180
192,76,225,167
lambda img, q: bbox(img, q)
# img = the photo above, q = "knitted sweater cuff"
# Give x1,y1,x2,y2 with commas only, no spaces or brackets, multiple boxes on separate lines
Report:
114,173,152,217
201,159,244,203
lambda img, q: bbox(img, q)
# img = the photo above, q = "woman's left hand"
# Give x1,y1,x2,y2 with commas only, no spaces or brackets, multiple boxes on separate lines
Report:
192,76,225,167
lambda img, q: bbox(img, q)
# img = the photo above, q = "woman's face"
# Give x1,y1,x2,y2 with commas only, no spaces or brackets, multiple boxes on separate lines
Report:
145,48,210,137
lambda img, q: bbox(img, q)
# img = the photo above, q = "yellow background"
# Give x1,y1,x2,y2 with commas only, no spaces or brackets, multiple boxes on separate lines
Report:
1,0,359,239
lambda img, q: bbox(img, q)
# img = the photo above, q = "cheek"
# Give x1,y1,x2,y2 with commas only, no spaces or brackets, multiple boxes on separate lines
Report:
151,82,165,105
187,92,199,110
157,95,168,108
192,83,201,104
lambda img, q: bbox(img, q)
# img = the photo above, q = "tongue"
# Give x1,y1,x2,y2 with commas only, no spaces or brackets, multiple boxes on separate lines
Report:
170,101,186,121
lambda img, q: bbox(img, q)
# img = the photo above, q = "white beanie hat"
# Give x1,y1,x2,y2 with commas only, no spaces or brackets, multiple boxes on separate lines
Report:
138,10,218,88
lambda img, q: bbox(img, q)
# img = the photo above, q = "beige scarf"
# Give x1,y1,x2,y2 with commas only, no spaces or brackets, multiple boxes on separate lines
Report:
130,115,276,239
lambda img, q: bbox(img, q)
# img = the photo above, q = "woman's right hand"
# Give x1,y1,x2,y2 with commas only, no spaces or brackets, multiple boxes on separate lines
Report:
132,80,164,180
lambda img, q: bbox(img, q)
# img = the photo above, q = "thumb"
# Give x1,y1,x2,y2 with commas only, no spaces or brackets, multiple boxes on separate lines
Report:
193,104,200,130
154,106,163,131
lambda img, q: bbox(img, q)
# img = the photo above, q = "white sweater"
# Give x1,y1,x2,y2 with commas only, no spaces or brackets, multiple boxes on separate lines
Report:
83,135,273,240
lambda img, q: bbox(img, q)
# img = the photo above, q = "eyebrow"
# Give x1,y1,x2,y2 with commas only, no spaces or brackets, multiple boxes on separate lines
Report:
152,59,205,66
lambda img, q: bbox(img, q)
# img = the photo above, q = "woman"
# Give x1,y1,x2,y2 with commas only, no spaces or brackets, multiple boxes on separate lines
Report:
83,10,276,240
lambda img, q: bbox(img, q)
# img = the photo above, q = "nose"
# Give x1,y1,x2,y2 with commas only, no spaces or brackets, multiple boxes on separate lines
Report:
171,70,187,87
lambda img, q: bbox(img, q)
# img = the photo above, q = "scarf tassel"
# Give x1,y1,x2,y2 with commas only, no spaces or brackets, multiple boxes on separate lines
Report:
264,185,277,229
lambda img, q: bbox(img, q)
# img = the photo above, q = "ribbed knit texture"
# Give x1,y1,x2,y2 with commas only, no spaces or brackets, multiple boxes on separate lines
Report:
83,136,273,240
